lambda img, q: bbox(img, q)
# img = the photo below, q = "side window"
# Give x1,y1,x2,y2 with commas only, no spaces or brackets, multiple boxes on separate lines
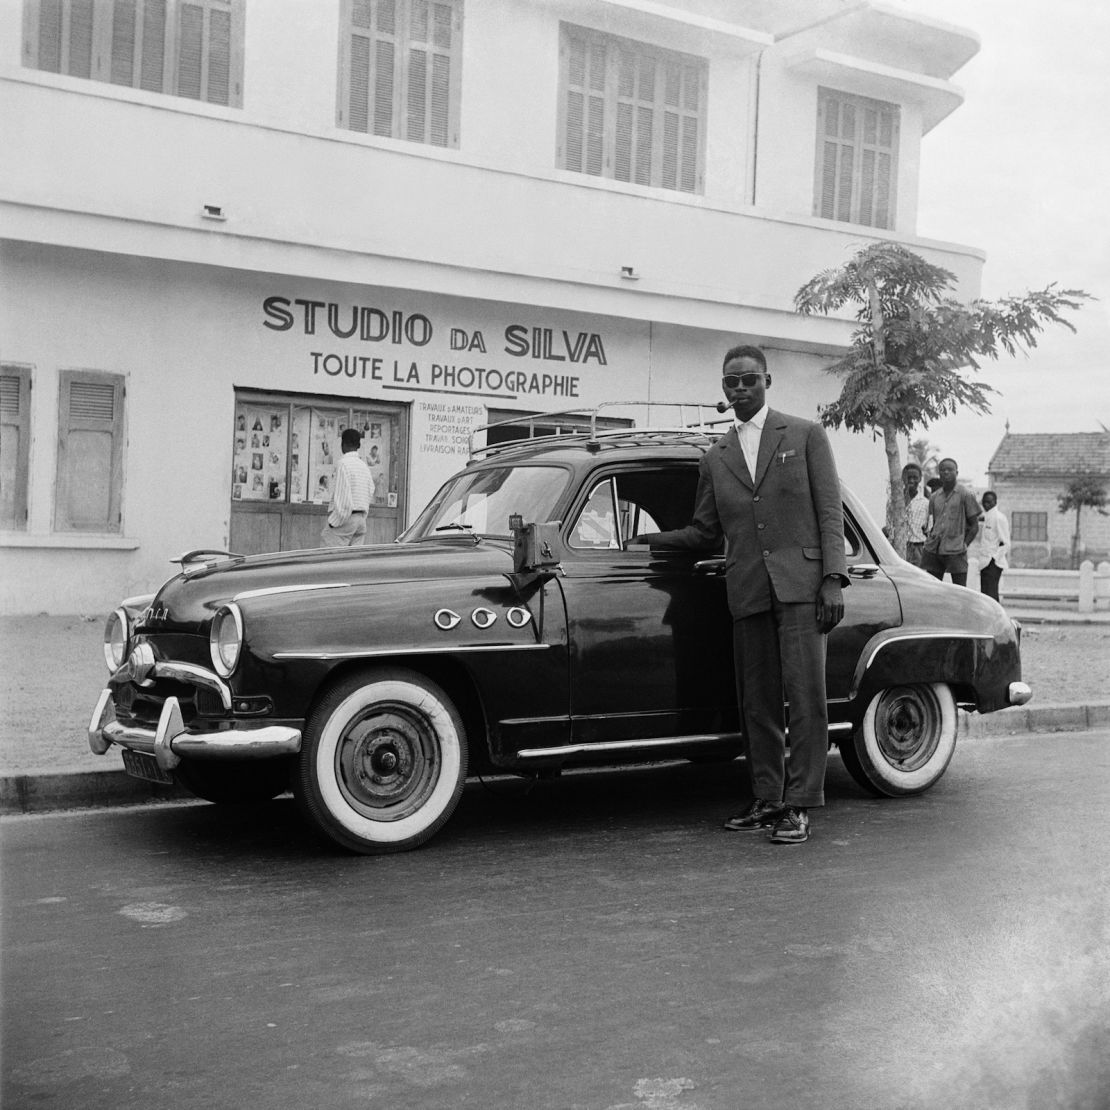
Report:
1,365,32,531
338,0,463,148
23,0,245,107
570,479,618,549
55,369,125,533
844,514,863,560
569,466,698,551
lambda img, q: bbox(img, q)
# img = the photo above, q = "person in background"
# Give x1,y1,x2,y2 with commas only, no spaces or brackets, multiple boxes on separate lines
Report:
902,462,929,567
974,490,1010,602
321,428,374,547
921,458,981,587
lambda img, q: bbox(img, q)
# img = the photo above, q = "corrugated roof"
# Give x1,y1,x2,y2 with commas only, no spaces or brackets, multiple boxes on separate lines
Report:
987,433,1110,476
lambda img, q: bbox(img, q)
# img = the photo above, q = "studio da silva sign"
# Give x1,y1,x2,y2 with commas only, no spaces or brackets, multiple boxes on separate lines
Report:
261,295,611,401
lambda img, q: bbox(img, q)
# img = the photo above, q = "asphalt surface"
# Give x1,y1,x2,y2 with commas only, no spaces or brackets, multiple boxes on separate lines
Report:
3,730,1108,1110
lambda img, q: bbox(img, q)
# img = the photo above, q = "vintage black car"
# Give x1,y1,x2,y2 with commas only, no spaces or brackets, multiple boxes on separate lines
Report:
90,410,1031,853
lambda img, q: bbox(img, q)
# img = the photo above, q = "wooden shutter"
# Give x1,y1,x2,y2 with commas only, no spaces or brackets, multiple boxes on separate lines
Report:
176,0,238,105
55,370,125,533
25,0,240,105
27,0,95,77
560,25,704,193
561,30,606,177
816,88,898,228
107,0,170,91
341,0,461,146
405,0,459,146
1,366,32,531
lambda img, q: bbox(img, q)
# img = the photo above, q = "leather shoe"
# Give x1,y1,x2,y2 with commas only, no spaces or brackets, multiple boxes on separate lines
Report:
723,799,786,831
768,806,810,844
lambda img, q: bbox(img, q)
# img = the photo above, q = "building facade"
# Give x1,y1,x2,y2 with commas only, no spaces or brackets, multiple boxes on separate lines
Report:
987,432,1110,568
1,0,984,613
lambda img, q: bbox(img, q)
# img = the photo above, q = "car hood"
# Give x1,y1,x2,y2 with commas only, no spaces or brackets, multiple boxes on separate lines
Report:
149,539,516,628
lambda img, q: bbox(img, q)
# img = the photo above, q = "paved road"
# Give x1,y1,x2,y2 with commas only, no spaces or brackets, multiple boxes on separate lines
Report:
3,733,1108,1110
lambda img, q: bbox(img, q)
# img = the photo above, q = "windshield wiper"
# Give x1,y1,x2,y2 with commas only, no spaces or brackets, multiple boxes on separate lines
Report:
435,523,474,532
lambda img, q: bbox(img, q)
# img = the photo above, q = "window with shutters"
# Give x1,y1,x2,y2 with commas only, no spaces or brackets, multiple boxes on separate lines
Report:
557,24,706,194
1011,511,1048,543
22,0,244,107
54,370,126,533
815,88,899,228
338,0,463,148
1,366,32,532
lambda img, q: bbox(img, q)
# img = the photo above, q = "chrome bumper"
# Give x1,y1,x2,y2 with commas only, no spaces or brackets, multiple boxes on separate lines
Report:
88,689,302,773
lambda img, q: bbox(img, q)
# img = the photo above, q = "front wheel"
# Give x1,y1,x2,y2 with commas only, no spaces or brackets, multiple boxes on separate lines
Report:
295,668,468,854
839,683,957,797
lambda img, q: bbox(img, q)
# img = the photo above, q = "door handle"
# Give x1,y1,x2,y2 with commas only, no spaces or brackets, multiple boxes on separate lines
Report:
694,558,726,576
847,563,880,579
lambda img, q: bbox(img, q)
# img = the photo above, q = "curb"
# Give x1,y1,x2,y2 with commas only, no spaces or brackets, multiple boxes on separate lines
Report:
3,701,1109,816
958,700,1110,739
0,769,188,815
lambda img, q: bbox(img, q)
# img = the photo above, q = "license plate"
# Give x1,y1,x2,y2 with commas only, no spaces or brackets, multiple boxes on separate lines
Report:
121,748,174,785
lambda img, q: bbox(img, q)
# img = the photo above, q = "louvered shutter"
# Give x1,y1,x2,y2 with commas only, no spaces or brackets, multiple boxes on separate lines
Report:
30,0,95,77
106,0,167,91
0,367,31,531
560,25,704,193
176,0,235,104
816,88,898,229
55,371,125,533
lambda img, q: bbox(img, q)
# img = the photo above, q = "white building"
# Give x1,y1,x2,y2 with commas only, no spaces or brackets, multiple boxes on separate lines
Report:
0,0,983,613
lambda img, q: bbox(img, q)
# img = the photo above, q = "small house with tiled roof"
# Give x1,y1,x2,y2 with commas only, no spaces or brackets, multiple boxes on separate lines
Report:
987,431,1110,567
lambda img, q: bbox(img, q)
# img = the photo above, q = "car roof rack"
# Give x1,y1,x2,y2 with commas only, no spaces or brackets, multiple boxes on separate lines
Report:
468,402,732,460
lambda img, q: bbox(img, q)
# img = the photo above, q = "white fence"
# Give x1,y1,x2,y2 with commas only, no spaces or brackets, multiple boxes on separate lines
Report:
969,559,1110,613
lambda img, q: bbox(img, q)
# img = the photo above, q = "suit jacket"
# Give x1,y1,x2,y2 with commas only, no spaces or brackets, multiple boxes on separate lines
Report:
647,409,848,619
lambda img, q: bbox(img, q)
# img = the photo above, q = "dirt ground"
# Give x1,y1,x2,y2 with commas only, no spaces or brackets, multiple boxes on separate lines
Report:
1,613,1108,776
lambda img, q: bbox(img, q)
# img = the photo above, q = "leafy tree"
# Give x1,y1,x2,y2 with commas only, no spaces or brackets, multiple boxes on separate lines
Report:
1058,475,1108,568
794,241,1091,556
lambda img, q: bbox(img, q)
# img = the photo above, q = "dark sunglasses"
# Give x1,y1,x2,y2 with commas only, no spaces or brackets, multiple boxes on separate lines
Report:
722,372,765,389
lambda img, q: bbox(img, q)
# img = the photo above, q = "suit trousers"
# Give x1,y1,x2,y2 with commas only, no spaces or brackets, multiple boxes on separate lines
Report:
732,590,828,808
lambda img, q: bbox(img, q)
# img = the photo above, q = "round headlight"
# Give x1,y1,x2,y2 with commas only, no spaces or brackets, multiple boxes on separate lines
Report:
210,604,244,677
103,607,130,672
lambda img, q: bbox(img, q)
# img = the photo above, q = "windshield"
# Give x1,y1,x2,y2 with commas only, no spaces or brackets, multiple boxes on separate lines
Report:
403,465,570,540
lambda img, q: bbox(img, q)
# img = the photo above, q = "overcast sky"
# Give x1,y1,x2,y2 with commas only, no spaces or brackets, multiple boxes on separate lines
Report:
898,0,1110,485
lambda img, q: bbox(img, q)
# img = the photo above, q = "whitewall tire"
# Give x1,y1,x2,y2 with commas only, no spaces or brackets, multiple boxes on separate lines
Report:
296,668,468,853
840,683,957,797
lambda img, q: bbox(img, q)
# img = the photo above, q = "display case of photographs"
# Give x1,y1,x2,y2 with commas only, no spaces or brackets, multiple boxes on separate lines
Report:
231,394,403,515
351,409,395,506
231,404,288,502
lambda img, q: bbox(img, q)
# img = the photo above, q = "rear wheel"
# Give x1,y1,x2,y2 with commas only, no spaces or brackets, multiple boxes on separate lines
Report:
295,668,468,854
174,759,291,804
840,683,957,796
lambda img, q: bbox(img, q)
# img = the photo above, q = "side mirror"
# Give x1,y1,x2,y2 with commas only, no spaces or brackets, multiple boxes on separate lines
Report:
510,516,562,576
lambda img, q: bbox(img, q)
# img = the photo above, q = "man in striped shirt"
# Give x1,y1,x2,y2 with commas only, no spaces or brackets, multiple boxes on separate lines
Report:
321,428,374,547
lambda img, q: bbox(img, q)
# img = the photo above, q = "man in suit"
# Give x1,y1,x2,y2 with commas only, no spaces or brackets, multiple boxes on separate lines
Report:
630,345,848,844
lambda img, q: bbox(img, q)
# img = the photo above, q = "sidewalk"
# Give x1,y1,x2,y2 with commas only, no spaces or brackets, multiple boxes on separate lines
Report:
2,608,1108,815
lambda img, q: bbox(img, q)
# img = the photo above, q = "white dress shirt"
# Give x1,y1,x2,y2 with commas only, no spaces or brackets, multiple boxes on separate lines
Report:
975,506,1011,570
734,403,769,479
328,451,374,527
